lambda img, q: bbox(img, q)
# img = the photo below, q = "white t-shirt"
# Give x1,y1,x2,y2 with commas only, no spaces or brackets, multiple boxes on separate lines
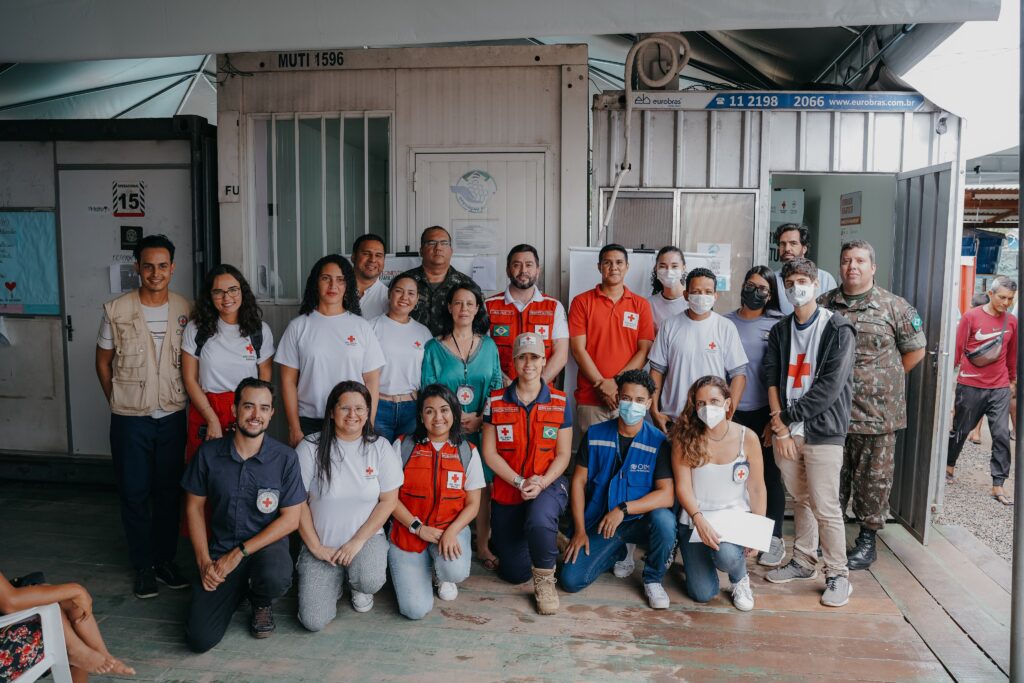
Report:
182,319,276,393
359,279,390,320
776,268,838,315
297,435,403,547
392,439,487,491
370,314,432,395
275,311,387,418
786,308,833,437
648,291,689,331
97,302,173,418
648,311,749,418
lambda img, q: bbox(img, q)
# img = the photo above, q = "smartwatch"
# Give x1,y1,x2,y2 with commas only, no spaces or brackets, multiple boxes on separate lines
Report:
409,518,423,535
617,501,629,515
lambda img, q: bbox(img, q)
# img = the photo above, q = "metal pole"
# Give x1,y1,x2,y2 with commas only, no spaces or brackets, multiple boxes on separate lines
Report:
1011,2,1024,676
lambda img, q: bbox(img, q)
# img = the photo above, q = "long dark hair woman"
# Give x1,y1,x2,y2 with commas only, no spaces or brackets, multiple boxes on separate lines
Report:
182,264,275,463
723,265,786,567
388,384,486,620
295,380,401,629
671,375,766,612
276,254,386,447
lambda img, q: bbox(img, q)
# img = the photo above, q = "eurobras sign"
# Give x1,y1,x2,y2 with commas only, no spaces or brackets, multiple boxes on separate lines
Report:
629,91,927,112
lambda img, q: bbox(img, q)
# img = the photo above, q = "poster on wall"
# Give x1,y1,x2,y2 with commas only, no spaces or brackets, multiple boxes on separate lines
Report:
694,243,732,291
0,211,60,315
840,191,863,240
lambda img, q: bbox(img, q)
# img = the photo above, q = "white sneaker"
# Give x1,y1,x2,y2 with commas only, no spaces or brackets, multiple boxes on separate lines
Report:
731,575,754,612
351,590,374,613
614,544,637,578
644,582,670,610
437,581,459,601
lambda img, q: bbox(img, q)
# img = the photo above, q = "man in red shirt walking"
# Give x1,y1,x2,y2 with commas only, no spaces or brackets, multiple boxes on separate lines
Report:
947,275,1018,505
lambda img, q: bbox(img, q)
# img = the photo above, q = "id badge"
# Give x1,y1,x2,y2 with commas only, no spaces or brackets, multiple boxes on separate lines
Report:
732,462,750,484
456,385,475,406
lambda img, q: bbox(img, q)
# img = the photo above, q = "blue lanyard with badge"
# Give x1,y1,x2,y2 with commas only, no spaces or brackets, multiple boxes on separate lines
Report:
452,334,477,407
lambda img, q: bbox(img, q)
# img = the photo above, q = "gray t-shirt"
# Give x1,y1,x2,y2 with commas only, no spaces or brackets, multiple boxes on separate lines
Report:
724,310,784,411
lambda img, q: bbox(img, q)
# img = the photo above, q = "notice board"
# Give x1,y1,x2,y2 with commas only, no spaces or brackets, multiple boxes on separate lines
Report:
0,211,59,315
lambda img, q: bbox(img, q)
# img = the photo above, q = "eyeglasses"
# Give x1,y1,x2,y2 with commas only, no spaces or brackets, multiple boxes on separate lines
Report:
211,286,242,299
742,283,770,296
336,405,369,415
424,240,451,249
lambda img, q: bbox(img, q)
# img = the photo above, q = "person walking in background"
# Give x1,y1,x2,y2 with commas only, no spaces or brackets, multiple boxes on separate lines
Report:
647,246,688,331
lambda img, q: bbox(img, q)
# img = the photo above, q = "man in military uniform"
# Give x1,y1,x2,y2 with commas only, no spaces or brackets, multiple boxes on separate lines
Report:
399,225,476,337
820,240,926,569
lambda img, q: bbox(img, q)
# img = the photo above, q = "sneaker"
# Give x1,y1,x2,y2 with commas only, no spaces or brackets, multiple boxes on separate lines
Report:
154,561,190,590
250,604,275,638
758,537,786,567
764,559,819,584
351,591,374,613
613,544,637,578
821,575,853,607
643,582,670,610
731,575,754,612
437,582,459,601
134,568,158,599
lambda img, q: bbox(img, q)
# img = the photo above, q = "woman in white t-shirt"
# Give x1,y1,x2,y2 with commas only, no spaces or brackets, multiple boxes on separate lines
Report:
388,384,485,620
296,381,402,629
672,376,766,612
182,264,275,463
371,275,432,442
277,255,386,447
648,246,689,331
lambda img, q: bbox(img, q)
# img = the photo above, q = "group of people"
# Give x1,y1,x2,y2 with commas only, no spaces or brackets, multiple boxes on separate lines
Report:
51,219,990,660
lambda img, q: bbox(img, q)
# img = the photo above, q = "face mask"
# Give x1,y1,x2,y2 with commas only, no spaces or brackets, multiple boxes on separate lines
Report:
688,293,715,315
741,287,769,311
697,404,726,429
618,400,648,426
657,268,683,288
785,283,816,308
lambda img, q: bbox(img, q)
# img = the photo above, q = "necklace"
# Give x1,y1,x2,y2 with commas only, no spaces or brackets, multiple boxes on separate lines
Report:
707,422,730,442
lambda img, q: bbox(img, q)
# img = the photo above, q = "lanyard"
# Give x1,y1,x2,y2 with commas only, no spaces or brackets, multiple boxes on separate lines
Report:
451,334,476,385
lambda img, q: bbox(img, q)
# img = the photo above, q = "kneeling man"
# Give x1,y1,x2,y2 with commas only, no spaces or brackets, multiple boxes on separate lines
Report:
182,378,305,652
561,370,676,609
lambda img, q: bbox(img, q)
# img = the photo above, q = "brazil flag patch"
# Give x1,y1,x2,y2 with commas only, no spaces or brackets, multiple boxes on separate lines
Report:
493,325,511,337
542,426,558,439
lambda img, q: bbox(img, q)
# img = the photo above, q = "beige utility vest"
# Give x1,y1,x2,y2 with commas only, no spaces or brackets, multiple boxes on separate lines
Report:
104,290,191,416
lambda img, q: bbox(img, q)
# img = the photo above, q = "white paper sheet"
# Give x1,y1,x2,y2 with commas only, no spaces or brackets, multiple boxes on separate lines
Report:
688,509,774,552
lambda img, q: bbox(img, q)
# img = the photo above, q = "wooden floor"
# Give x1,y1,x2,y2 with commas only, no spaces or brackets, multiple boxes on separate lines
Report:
2,481,1006,682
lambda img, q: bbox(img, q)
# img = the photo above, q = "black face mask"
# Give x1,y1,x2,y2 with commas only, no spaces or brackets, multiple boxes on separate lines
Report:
741,287,769,311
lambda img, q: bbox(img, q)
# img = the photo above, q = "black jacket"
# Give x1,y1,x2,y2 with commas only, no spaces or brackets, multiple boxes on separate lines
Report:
764,308,856,446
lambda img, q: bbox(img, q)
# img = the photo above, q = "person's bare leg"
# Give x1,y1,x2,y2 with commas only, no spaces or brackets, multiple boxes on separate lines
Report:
61,599,135,676
62,610,114,680
969,418,983,444
476,485,498,566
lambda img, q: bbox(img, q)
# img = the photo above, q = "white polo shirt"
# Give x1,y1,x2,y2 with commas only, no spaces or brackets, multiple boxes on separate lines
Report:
359,279,390,320
297,435,403,547
275,311,386,418
502,287,569,339
370,314,432,395
648,311,748,418
182,319,275,393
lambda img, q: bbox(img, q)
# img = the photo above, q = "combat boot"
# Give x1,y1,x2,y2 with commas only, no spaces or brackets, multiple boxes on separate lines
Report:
847,527,877,570
532,566,559,615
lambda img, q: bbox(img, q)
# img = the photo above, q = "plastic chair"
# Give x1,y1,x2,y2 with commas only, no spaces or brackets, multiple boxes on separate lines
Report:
0,602,72,683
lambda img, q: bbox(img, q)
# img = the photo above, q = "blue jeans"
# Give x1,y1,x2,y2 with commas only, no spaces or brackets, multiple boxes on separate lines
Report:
374,399,418,443
490,477,569,583
560,507,677,592
388,526,472,620
678,524,748,603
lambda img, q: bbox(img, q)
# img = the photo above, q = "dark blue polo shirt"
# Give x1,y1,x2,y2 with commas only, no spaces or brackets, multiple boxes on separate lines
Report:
181,435,306,559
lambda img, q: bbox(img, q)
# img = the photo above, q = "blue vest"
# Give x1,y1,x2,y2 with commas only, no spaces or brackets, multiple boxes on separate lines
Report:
582,419,666,532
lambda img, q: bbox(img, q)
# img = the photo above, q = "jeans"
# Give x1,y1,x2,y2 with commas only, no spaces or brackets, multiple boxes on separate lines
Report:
109,411,186,570
678,525,748,603
733,406,784,538
185,538,293,653
490,477,569,584
388,526,472,620
374,399,418,443
560,507,677,593
296,535,389,631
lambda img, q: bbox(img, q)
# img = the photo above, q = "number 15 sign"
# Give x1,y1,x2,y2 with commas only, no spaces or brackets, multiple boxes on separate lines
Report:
112,180,146,218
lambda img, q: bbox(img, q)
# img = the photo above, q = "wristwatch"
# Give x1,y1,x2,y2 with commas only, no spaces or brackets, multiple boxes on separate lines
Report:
237,542,249,557
513,475,526,490
617,501,629,515
409,518,423,535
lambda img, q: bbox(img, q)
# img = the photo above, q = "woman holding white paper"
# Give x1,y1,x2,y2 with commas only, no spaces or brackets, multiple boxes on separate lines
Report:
671,375,766,612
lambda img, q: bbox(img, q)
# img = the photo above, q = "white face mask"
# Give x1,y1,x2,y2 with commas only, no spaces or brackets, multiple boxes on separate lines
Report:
785,283,816,308
657,268,683,288
688,293,715,315
697,404,726,429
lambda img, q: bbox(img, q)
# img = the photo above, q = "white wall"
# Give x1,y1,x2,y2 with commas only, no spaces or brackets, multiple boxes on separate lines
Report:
771,173,897,289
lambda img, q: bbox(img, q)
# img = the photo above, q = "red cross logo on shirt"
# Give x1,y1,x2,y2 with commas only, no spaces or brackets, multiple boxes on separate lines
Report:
414,341,422,348
788,354,811,389
262,496,274,508
626,313,636,324
347,335,356,343
451,473,461,485
500,427,511,437
708,341,717,350
245,343,254,355
365,466,375,476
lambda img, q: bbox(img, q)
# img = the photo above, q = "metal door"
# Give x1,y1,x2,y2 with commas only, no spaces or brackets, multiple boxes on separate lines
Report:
890,162,957,543
59,168,193,455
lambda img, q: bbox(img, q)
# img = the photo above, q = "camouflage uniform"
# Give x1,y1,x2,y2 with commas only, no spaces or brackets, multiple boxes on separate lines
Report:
400,265,477,337
820,285,926,530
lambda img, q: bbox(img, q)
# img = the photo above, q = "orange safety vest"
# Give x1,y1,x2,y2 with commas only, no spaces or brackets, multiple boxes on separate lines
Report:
390,438,470,553
488,385,567,505
485,293,560,379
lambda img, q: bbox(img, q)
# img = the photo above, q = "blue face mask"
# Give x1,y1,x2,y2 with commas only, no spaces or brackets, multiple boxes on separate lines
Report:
618,400,648,426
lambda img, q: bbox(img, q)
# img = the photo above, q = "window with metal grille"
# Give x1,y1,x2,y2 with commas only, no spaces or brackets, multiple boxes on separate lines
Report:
251,113,391,301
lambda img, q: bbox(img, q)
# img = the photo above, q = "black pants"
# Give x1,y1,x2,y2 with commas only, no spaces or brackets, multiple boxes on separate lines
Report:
733,406,784,537
109,411,186,570
185,538,293,653
948,384,1012,486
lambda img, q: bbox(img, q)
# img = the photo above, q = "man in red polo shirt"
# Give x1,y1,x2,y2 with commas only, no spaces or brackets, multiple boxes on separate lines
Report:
569,244,655,447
